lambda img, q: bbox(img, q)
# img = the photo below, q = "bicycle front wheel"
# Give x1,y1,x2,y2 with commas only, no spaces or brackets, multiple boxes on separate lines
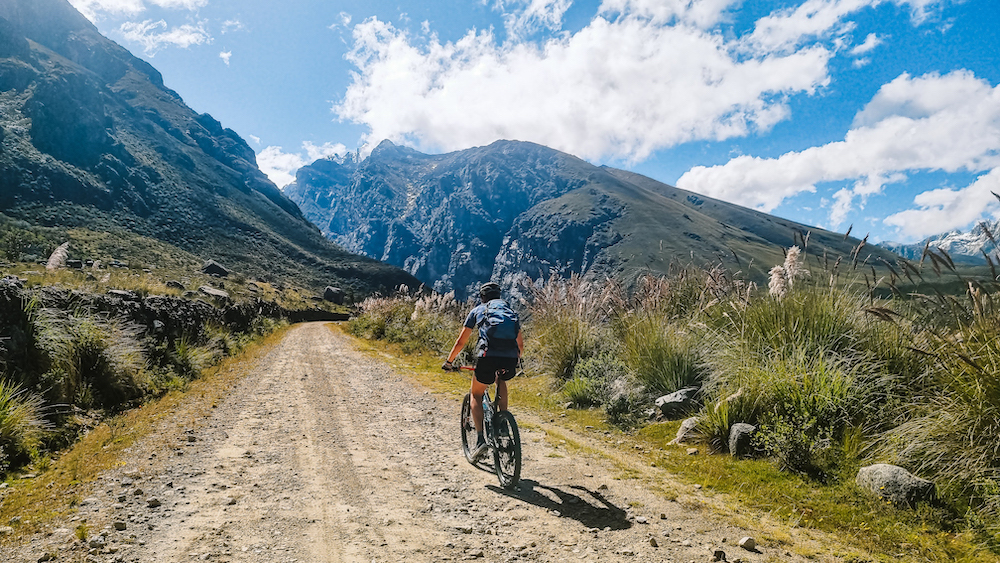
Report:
460,393,478,464
492,411,521,489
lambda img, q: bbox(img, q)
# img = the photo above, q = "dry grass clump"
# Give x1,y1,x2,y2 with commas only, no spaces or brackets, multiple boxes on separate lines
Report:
346,287,469,355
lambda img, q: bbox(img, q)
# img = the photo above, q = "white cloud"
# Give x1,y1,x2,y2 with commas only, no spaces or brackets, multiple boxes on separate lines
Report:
850,32,881,54
598,0,740,29
676,71,1000,237
743,0,878,54
69,0,145,21
118,19,212,54
219,50,231,65
496,0,574,38
334,0,942,163
330,12,352,30
256,142,349,188
884,169,1000,238
148,0,207,8
221,19,244,33
336,12,833,162
248,134,261,146
69,0,206,22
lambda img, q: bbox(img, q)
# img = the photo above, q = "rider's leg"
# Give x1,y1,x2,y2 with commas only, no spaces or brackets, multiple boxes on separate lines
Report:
496,376,508,412
470,377,489,434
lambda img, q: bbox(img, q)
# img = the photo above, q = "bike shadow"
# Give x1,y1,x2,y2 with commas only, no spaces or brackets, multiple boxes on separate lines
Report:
485,479,632,531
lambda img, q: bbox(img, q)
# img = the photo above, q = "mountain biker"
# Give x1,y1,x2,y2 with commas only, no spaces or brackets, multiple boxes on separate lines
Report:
443,282,523,461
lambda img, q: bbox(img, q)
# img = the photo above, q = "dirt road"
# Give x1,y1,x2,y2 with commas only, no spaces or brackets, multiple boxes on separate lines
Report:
8,323,800,563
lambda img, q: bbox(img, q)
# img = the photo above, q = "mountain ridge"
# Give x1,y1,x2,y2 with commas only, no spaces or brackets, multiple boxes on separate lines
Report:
0,0,417,294
285,140,902,297
879,219,1000,264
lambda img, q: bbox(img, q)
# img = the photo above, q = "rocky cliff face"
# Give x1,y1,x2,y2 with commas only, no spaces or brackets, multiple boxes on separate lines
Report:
286,140,902,297
0,0,417,294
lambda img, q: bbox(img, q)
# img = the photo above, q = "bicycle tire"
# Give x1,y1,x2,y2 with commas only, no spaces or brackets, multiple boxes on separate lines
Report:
491,411,521,489
460,393,478,464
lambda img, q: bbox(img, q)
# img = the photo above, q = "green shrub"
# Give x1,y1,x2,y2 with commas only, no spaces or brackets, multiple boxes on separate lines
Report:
753,413,835,475
875,286,1000,536
614,314,704,396
525,275,608,380
346,292,465,354
561,354,637,408
0,378,46,468
562,375,602,408
34,311,146,409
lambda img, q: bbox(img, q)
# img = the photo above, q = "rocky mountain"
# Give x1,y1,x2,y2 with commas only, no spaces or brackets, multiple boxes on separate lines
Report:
880,220,1000,265
0,0,417,294
285,140,902,297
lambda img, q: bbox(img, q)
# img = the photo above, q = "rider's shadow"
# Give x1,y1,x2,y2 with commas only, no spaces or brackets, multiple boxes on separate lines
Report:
486,480,632,531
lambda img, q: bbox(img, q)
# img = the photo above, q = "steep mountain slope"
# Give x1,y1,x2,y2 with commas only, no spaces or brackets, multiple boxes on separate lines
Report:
879,219,1000,264
0,0,416,294
286,140,901,296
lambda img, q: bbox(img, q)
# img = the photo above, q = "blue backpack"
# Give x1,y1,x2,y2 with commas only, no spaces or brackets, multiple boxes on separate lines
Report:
477,299,520,357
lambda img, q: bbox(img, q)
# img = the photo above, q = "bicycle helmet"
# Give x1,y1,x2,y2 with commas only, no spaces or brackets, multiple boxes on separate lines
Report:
479,281,502,302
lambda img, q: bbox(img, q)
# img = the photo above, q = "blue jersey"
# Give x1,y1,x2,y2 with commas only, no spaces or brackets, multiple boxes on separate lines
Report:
464,299,521,358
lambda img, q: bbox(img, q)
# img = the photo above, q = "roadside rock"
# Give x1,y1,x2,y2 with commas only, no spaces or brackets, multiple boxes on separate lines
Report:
669,417,701,445
728,423,756,458
856,464,936,506
738,536,756,550
654,387,700,419
198,286,230,301
323,286,344,304
200,260,230,278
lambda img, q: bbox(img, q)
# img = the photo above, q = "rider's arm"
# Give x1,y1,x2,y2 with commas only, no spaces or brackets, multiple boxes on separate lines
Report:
516,331,524,356
445,327,473,364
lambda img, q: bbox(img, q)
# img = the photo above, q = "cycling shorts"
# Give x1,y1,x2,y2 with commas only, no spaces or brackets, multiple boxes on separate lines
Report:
474,356,518,385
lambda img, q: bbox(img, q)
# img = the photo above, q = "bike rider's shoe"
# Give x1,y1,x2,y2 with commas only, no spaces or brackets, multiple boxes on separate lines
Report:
471,437,488,461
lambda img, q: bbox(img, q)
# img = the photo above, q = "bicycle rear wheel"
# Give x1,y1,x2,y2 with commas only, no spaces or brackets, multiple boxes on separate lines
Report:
492,411,521,489
460,393,478,464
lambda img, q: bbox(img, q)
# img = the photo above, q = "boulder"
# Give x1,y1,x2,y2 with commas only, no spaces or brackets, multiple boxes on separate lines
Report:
198,286,230,301
200,260,230,278
668,417,701,445
165,280,185,290
856,464,936,506
107,289,140,301
66,259,83,269
323,286,344,304
728,423,757,457
654,387,700,419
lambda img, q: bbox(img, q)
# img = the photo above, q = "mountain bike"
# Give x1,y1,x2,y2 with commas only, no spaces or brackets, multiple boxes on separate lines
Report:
457,366,521,489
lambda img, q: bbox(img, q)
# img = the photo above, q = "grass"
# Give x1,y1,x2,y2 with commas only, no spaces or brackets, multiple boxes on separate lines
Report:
337,323,995,561
0,324,289,542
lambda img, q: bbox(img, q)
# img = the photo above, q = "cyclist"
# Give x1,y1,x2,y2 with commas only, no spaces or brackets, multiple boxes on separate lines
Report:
443,282,523,460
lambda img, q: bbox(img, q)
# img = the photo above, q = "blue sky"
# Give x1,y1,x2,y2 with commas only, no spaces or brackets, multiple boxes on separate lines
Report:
70,0,1000,243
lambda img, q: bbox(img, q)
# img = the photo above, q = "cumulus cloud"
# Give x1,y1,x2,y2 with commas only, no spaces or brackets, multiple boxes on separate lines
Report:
336,12,833,162
676,71,1000,238
119,19,212,54
256,142,350,188
219,50,231,65
884,170,1000,238
850,32,881,54
334,0,941,163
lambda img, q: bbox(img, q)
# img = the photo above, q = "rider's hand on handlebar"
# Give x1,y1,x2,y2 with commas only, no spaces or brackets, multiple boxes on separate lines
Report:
442,361,457,371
